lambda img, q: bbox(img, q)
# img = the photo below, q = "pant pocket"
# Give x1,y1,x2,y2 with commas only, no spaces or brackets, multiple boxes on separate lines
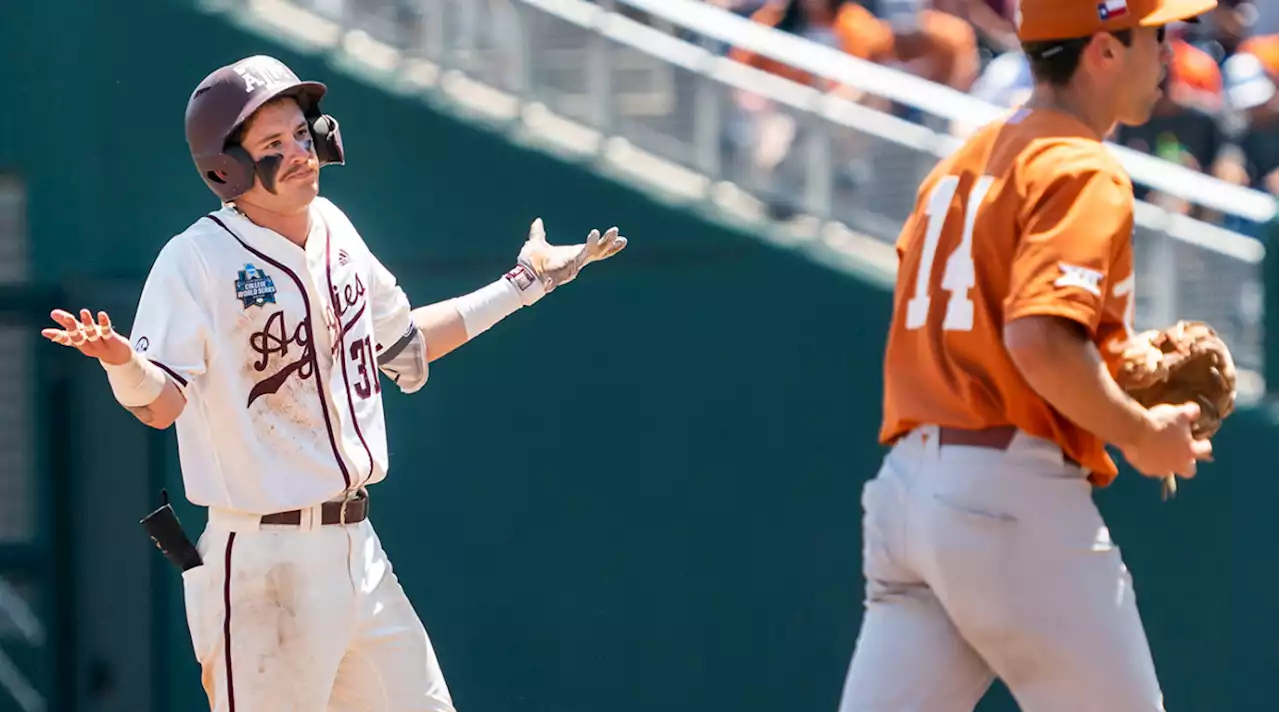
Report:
181,563,218,663
931,491,1018,525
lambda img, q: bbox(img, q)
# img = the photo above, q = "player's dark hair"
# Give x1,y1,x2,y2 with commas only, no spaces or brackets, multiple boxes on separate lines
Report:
223,95,302,149
1024,30,1133,87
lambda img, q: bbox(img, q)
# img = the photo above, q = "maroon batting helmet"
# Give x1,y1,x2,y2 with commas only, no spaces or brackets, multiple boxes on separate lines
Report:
185,55,345,201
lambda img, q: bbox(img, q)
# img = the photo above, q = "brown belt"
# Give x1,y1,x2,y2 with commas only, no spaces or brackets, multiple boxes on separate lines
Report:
260,490,369,526
937,425,1080,468
937,425,1019,449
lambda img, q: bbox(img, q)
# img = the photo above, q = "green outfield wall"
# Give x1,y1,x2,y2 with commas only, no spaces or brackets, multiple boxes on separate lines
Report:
1,2,1275,711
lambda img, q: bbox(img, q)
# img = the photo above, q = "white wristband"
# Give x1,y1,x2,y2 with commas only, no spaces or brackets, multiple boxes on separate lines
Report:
101,352,168,407
454,265,547,339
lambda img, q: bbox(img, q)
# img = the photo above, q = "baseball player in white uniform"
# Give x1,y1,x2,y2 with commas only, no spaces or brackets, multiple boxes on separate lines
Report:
39,55,626,712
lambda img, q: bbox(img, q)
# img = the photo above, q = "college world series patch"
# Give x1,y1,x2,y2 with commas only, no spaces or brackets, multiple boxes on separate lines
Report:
235,263,278,308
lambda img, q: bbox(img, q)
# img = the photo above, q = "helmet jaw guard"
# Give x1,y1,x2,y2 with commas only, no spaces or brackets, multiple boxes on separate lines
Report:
311,114,345,167
185,56,345,202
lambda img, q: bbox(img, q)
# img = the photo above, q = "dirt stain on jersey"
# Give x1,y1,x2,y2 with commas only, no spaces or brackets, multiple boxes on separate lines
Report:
261,380,326,451
230,557,307,692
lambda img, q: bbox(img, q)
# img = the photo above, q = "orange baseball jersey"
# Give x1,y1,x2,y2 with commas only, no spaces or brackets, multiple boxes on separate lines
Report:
879,109,1137,484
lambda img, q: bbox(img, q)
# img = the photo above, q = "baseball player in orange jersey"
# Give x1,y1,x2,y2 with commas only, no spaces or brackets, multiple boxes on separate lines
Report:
836,1,1218,710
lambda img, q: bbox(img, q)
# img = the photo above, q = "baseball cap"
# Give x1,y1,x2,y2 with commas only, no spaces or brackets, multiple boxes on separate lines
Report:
1166,38,1224,110
1017,0,1219,43
1223,52,1276,110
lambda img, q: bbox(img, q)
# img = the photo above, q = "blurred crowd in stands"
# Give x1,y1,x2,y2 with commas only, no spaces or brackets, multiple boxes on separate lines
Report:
717,0,1278,230
295,0,1276,233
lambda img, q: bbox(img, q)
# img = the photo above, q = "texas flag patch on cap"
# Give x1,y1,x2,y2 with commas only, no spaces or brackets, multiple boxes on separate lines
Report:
1098,0,1129,20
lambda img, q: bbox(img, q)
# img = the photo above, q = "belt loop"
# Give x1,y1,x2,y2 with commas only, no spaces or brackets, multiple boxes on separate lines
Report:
300,505,315,532
1007,429,1026,452
921,424,940,459
209,507,262,532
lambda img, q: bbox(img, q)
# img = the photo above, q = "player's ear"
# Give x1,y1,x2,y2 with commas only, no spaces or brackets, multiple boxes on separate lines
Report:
1083,32,1121,72
1085,33,1108,61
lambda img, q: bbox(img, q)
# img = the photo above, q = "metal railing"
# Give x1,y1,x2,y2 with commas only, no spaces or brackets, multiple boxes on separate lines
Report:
204,0,1273,386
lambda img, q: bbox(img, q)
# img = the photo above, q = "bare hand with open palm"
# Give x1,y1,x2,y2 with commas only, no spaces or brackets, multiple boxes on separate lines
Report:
41,309,134,366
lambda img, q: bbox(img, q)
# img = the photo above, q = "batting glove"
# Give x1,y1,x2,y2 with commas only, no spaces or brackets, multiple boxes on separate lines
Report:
516,218,627,297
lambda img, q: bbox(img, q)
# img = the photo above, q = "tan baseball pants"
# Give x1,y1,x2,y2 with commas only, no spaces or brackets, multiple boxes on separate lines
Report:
180,506,455,712
836,425,1165,712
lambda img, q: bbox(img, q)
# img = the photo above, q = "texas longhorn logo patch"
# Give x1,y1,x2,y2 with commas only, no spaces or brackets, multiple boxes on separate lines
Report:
235,263,278,308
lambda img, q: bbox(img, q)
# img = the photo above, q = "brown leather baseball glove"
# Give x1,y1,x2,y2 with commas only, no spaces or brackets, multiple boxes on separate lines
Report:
1115,320,1238,498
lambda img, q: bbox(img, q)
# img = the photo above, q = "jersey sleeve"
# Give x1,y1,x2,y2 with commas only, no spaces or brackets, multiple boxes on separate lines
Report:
366,250,414,354
366,248,429,393
128,236,212,392
1004,146,1133,336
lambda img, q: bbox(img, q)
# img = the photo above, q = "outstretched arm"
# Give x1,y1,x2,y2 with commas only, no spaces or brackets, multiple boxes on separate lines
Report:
373,218,626,391
408,300,470,363
415,218,627,362
41,309,187,429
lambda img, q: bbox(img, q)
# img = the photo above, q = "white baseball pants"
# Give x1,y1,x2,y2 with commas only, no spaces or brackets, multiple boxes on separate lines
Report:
179,507,455,712
837,425,1165,712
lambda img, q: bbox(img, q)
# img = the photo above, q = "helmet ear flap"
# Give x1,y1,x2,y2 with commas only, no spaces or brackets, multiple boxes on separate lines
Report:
310,114,345,166
199,148,257,201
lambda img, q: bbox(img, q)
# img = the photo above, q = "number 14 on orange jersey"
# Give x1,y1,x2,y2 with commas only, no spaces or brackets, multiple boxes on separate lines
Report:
902,173,1136,341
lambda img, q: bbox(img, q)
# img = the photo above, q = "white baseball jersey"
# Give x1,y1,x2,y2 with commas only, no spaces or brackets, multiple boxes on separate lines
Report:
129,198,425,514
